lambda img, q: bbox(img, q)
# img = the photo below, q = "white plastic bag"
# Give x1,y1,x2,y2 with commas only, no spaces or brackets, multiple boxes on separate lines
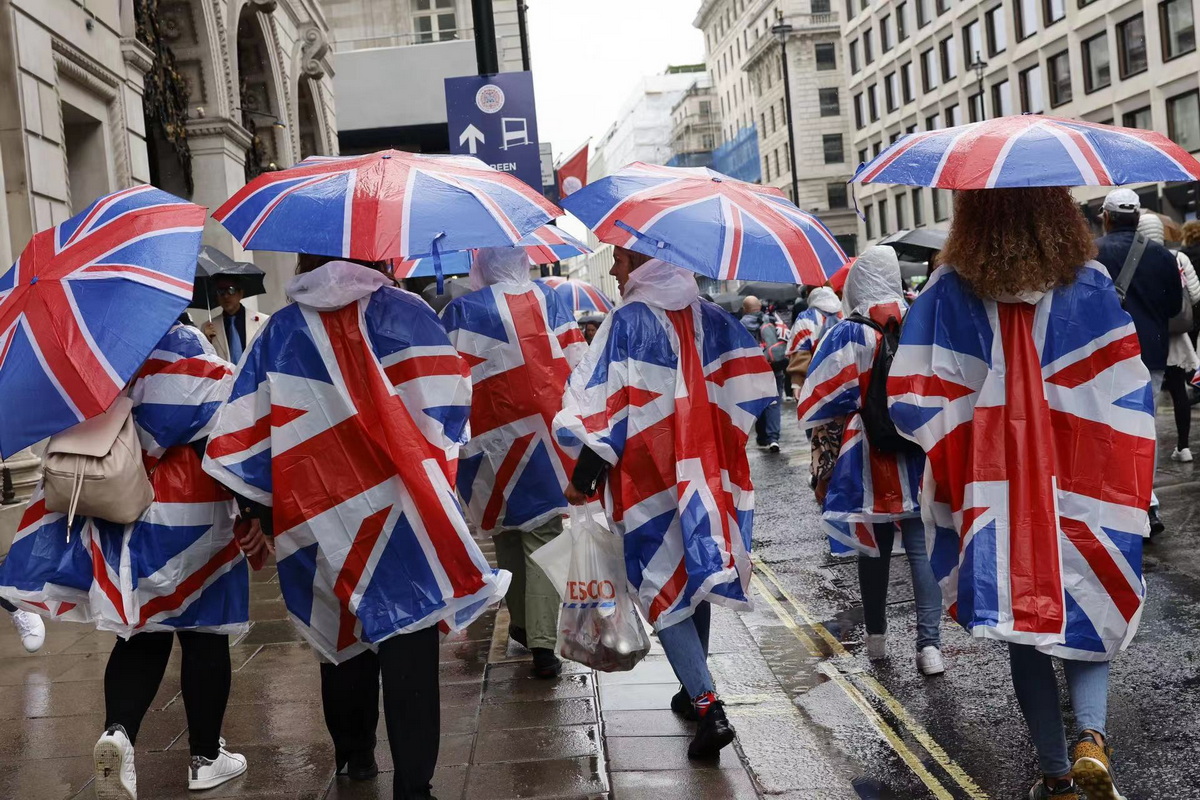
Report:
531,504,651,672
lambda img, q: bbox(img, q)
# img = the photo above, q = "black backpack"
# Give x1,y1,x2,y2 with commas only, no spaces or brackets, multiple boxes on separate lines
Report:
848,314,923,455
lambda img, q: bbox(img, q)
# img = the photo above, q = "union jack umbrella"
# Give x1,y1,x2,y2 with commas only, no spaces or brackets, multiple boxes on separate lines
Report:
213,151,561,262
0,185,206,458
853,114,1200,189
537,278,615,313
392,225,592,279
562,162,846,285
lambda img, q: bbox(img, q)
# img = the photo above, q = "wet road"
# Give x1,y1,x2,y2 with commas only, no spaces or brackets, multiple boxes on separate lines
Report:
736,399,1200,800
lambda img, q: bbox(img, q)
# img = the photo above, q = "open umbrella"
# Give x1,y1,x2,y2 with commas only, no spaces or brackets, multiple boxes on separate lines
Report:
213,150,561,262
876,228,947,261
191,245,266,310
562,162,847,285
0,185,206,457
392,225,591,279
737,282,801,303
853,115,1200,188
536,278,614,313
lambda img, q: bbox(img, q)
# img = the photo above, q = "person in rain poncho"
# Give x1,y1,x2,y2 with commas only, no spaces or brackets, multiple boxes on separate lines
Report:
0,323,248,797
795,246,945,676
556,247,777,761
785,285,843,393
202,256,509,800
440,247,587,678
889,188,1153,800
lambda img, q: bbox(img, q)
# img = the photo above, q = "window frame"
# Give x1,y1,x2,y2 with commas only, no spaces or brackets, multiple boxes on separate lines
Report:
917,0,931,26
854,92,865,127
1159,0,1197,62
921,47,939,92
878,197,891,236
1047,50,1072,107
912,187,925,227
968,90,985,122
897,2,909,39
1043,0,1065,27
1117,13,1149,79
901,61,915,103
850,39,861,73
1019,62,1045,114
895,192,907,230
823,133,846,164
885,71,899,111
881,14,894,51
939,34,957,82
1082,32,1112,93
991,79,1012,117
864,28,875,63
868,84,880,120
820,87,841,117
1015,0,1038,41
963,19,983,69
1167,89,1200,151
815,42,838,71
827,182,850,209
1122,104,1152,129
933,189,949,222
986,5,1008,56
864,203,874,239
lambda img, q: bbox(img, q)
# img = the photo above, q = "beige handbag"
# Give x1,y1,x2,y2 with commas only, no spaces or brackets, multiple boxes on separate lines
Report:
43,396,153,530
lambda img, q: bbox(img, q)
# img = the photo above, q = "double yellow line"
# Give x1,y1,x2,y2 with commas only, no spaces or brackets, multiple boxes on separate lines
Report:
751,556,990,800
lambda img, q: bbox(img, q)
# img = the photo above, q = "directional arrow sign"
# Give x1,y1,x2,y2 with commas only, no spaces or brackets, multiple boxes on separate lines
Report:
445,71,541,191
459,124,485,154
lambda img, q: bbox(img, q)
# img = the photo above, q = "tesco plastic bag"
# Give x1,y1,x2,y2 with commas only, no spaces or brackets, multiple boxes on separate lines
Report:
532,504,651,672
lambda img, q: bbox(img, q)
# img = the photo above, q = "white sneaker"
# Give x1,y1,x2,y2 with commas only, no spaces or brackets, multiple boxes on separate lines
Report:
917,645,946,676
1172,447,1193,463
188,746,247,791
10,609,45,653
768,442,781,453
866,633,887,660
94,725,137,800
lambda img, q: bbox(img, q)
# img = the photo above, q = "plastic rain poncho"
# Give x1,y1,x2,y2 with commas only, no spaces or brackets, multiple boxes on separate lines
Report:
553,258,777,630
441,248,587,534
0,324,247,637
202,261,510,663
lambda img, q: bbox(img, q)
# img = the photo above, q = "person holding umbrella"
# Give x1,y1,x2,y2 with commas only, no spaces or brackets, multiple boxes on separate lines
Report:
200,274,270,364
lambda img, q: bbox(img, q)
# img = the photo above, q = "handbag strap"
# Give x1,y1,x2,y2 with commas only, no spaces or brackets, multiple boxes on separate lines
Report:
1115,233,1148,303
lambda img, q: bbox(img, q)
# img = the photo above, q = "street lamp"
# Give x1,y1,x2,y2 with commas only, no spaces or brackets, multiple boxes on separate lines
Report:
970,52,988,120
771,14,800,206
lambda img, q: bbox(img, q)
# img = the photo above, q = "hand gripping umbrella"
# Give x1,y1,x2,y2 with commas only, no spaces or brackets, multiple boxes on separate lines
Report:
562,162,847,285
392,225,592,280
0,185,206,457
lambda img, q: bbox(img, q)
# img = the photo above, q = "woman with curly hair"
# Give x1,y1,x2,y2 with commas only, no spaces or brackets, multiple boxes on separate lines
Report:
889,187,1155,800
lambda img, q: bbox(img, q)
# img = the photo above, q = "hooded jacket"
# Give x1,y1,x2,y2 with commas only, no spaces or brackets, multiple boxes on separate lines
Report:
1095,224,1183,371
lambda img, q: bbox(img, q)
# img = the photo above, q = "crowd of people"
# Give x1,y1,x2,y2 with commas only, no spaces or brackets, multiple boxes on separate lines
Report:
0,182,1189,800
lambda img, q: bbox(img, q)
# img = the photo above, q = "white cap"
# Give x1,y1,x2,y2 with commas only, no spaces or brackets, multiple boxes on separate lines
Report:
1103,188,1141,214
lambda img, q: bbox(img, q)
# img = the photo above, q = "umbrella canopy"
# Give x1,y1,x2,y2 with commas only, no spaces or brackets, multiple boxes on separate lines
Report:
711,291,743,312
392,225,591,279
562,162,847,285
829,261,854,294
737,281,801,303
536,278,614,313
213,150,561,261
853,115,1200,189
0,185,206,457
191,245,266,309
876,228,948,261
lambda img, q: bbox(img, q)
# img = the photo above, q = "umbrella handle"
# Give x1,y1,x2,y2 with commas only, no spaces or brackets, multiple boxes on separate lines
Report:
433,234,446,296
613,221,670,256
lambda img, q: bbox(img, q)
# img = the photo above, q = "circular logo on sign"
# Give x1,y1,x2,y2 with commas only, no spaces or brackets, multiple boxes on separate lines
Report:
475,84,505,114
562,176,583,195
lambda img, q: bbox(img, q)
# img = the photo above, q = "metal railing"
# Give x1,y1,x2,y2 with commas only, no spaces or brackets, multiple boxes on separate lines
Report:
331,27,474,52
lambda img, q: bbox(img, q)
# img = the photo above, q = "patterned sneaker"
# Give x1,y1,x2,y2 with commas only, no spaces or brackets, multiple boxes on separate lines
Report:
1072,735,1126,800
94,725,137,800
188,745,247,791
1028,778,1078,799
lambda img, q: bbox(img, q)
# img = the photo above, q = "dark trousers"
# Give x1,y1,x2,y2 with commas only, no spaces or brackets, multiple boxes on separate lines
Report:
104,631,230,759
1164,365,1192,450
0,598,16,613
320,626,440,800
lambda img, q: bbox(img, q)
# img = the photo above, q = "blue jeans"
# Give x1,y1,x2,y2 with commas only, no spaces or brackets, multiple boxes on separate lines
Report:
858,518,942,649
1009,644,1109,777
657,602,713,699
755,399,781,445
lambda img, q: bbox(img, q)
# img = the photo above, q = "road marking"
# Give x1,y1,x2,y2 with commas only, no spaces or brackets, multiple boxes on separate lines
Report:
752,557,990,799
750,573,821,656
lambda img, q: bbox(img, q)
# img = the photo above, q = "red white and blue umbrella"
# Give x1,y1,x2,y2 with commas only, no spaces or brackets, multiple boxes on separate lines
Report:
0,185,206,457
853,114,1200,189
562,162,846,285
537,278,614,313
392,225,591,279
213,150,561,261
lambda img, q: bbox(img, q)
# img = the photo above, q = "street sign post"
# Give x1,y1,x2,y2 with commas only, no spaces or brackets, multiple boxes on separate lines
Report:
445,71,542,191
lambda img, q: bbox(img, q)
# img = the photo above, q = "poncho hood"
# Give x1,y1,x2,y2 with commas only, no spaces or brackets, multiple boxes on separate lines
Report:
622,258,699,311
287,261,391,311
844,246,904,318
806,286,842,315
470,247,533,291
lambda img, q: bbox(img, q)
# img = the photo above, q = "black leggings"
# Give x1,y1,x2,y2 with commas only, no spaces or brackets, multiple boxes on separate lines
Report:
0,598,16,613
104,630,231,759
320,626,440,800
1164,366,1192,450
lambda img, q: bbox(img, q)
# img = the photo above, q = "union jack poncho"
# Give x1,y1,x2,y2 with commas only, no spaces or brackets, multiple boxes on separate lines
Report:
786,305,842,358
889,263,1153,660
554,260,776,630
203,262,509,663
441,274,586,535
0,324,247,636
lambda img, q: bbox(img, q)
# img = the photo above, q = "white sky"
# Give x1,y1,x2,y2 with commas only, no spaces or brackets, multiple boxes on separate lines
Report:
525,1,706,164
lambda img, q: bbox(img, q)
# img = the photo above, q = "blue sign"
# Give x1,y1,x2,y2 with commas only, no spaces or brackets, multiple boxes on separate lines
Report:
445,71,542,191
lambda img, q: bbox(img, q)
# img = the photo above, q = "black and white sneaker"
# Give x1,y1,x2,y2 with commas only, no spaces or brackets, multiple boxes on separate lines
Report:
94,725,137,800
188,744,247,791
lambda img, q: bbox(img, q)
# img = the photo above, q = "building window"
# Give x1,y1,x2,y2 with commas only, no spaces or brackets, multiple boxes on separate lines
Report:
946,103,962,126
1015,0,1037,40
1044,0,1065,25
873,140,882,157
907,123,918,134
926,111,941,129
850,39,861,72
917,0,931,26
1047,50,1072,107
992,78,1013,116
896,193,907,230
820,87,841,117
865,204,874,239
828,182,850,208
969,91,985,122
414,0,458,42
764,155,771,182
1019,63,1044,113
936,0,950,14
901,62,915,103
912,187,925,226
770,104,777,133
940,35,957,81
1161,0,1197,60
886,72,899,111
868,84,879,120
897,2,909,39
864,29,875,63
963,20,982,68
934,189,949,221
986,5,1008,55
921,47,939,91
1082,33,1111,92
882,15,893,51
854,92,865,127
1168,90,1200,151
824,133,845,163
1122,105,1152,129
862,0,870,11
858,147,870,164
815,43,838,70
1118,14,1148,77
846,0,854,15
813,0,832,13
879,198,891,236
